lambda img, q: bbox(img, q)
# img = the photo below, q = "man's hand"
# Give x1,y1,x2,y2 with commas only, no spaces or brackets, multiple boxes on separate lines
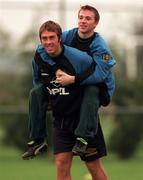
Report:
56,69,75,86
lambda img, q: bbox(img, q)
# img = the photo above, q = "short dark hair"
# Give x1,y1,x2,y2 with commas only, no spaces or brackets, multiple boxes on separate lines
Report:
39,20,62,40
78,5,100,23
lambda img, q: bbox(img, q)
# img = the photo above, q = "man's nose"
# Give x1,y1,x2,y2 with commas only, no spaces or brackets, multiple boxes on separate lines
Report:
45,39,52,44
80,18,87,23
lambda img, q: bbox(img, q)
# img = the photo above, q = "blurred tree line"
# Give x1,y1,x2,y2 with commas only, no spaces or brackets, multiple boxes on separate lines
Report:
108,18,143,159
0,18,143,159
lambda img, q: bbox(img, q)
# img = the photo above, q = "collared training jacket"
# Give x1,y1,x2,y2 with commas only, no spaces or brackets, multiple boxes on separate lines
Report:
32,43,115,100
61,28,116,99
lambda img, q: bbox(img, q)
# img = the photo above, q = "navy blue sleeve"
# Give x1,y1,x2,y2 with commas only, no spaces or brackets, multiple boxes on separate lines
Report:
32,58,41,86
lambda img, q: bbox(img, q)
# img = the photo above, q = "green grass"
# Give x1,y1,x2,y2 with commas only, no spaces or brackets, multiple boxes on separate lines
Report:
0,118,142,180
0,146,88,180
0,145,143,180
104,154,143,180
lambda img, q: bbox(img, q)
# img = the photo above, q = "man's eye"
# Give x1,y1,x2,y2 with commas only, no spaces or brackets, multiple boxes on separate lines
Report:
42,37,47,41
50,37,55,40
85,17,93,21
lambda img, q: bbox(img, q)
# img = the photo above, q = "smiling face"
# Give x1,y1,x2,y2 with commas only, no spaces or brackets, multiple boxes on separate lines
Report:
40,30,61,57
78,9,98,36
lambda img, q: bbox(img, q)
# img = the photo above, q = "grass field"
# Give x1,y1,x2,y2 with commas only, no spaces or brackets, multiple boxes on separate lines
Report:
0,118,143,179
0,145,143,180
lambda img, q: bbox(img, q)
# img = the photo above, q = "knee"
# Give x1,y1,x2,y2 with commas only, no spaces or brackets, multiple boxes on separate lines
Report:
30,85,43,97
56,156,71,175
56,157,69,170
85,86,99,95
83,86,100,106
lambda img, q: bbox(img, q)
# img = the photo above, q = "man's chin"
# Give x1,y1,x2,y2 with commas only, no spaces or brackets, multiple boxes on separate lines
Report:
48,52,56,57
79,29,87,33
48,53,54,56
46,49,54,55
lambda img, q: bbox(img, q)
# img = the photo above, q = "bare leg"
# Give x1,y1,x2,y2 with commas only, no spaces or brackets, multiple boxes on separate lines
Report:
85,159,108,180
55,152,73,180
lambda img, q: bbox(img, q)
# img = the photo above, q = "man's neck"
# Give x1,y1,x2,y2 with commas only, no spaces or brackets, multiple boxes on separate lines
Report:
77,30,95,39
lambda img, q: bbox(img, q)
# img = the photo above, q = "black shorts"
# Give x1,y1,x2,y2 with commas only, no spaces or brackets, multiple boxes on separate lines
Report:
53,121,107,162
